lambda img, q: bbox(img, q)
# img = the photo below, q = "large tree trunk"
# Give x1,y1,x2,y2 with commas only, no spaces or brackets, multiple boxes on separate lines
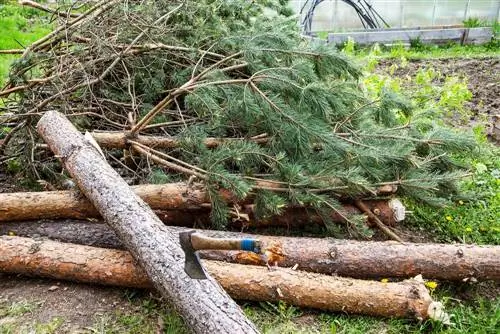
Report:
3,220,499,282
36,110,258,334
0,186,404,226
0,235,443,321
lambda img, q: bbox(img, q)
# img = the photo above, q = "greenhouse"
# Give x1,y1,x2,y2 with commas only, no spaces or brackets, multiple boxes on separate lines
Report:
294,0,499,32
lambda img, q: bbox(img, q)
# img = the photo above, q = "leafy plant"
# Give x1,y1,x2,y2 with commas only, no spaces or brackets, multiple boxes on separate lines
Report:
463,17,486,28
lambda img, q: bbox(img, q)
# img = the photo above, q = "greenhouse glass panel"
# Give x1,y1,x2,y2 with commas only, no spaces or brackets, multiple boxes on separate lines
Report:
293,0,499,32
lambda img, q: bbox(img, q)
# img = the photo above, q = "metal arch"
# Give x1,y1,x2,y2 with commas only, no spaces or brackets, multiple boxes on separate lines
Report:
300,0,389,35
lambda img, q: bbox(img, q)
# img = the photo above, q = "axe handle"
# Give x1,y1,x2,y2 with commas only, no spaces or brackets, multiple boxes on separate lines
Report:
190,233,260,253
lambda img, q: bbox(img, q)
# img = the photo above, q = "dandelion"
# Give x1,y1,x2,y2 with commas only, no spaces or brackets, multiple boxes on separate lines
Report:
445,215,453,221
380,278,389,283
465,227,472,233
458,200,464,205
425,281,438,290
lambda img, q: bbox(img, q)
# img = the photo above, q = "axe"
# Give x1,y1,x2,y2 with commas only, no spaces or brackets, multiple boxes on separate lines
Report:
179,230,262,279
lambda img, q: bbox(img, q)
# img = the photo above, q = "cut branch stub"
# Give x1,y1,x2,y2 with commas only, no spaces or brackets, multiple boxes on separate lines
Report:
36,110,258,334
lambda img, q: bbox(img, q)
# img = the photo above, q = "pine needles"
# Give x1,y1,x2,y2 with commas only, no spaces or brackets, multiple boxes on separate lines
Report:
0,0,475,232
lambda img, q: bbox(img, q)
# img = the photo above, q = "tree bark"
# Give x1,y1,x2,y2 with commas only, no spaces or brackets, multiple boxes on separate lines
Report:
3,220,499,282
0,186,404,226
36,110,259,334
0,235,441,321
90,131,269,149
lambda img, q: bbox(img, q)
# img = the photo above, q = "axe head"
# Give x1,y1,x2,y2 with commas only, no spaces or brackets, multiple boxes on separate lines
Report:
179,230,207,279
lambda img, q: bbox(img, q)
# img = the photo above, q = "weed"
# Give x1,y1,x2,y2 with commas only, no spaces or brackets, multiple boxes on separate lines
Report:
88,295,186,334
409,37,431,51
33,317,64,334
0,325,14,334
0,300,40,317
341,37,356,56
406,145,500,245
261,301,302,321
245,302,316,334
5,158,21,174
463,17,486,28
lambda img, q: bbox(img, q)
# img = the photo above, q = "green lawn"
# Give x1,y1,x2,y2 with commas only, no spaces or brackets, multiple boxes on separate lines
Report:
0,3,51,85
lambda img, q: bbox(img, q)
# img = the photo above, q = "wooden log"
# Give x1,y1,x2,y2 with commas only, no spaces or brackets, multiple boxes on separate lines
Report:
3,220,499,282
0,235,443,321
0,185,404,226
0,183,214,222
36,111,258,334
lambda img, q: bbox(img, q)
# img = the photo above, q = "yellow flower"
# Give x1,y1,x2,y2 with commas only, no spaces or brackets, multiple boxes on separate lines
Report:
465,227,472,233
445,215,453,221
458,200,464,205
425,281,438,290
380,278,389,283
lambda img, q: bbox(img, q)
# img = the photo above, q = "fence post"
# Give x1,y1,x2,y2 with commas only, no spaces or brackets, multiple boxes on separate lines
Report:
463,0,471,22
496,0,500,23
399,0,405,28
431,0,438,26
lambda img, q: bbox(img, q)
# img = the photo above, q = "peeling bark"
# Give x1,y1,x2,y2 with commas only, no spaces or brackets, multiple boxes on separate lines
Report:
3,220,499,282
0,235,439,320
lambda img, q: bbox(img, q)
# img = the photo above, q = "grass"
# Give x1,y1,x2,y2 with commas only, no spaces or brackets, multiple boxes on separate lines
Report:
1,294,497,334
352,42,500,60
0,3,51,85
243,290,500,334
407,146,500,245
87,294,187,334
0,299,40,317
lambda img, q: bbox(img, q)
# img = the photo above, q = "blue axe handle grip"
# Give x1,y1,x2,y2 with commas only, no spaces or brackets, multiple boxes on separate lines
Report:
240,239,261,253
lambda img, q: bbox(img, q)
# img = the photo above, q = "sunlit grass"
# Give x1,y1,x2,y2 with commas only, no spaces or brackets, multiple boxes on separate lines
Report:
0,4,51,85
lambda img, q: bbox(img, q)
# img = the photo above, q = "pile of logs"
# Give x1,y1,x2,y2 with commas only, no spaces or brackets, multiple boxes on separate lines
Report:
1,111,499,333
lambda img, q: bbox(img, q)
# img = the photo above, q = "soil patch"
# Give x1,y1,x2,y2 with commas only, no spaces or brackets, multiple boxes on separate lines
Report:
0,273,148,333
377,57,500,142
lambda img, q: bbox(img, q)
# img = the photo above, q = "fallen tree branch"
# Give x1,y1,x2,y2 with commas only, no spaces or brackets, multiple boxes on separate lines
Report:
36,110,258,333
2,220,499,282
0,235,446,321
90,131,270,149
0,49,24,54
19,0,81,18
0,121,26,155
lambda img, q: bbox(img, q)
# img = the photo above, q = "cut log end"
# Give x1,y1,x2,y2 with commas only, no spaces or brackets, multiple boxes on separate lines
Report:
388,198,406,222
